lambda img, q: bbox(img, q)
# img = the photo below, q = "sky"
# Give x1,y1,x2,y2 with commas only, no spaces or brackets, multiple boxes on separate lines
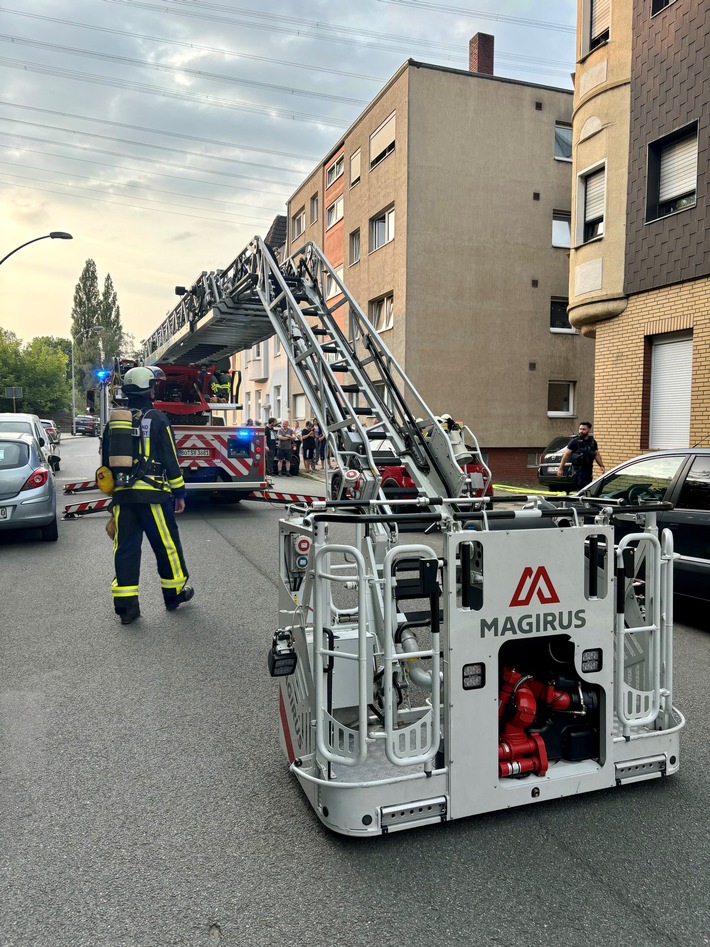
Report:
0,0,576,346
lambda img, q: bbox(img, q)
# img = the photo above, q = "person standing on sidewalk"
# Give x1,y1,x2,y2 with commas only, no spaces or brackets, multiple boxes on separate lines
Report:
301,421,316,473
264,417,277,475
276,419,295,476
557,421,605,490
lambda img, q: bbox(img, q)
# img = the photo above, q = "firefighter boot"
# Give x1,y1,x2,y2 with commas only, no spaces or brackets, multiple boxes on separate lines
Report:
165,585,195,612
116,599,141,625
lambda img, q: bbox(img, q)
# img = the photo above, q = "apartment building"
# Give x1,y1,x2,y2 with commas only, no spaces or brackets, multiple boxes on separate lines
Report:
284,35,594,482
569,0,709,466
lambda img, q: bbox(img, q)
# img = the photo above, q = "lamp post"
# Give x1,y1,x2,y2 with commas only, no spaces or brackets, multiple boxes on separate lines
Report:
0,231,73,266
71,325,104,435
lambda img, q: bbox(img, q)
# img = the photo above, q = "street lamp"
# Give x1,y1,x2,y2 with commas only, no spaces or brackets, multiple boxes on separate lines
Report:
0,231,73,266
71,325,104,435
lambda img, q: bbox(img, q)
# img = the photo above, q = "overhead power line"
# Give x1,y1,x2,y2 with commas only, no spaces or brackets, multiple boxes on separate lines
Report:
0,34,371,109
0,7,388,84
0,57,350,128
375,0,576,33
0,133,291,196
0,176,267,226
0,101,316,169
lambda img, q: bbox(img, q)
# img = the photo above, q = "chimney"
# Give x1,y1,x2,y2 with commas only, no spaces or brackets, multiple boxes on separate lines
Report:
469,33,494,76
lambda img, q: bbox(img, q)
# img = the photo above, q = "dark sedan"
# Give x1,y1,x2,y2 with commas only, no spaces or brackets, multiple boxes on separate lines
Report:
578,448,710,604
74,415,99,436
537,434,576,492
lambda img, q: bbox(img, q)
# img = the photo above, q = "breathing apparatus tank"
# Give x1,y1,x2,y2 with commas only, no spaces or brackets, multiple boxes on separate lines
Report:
107,409,139,486
439,414,472,465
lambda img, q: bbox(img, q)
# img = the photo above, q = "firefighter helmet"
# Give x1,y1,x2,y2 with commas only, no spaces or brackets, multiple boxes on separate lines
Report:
122,365,165,393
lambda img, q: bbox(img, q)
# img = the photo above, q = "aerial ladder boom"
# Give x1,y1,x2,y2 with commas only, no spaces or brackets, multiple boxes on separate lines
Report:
144,238,470,503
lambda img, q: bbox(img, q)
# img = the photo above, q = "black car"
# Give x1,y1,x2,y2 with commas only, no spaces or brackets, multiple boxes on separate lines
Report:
578,449,710,604
537,434,575,492
74,415,98,436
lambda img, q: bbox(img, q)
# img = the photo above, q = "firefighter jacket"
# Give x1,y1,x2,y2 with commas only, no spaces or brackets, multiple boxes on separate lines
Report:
102,400,186,504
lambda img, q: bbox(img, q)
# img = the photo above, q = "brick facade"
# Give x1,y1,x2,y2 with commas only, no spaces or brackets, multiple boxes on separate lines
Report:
625,0,710,294
593,277,710,468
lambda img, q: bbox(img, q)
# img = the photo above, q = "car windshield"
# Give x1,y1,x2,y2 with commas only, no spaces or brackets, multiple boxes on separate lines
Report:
589,455,685,502
0,420,33,436
541,436,572,460
0,441,29,469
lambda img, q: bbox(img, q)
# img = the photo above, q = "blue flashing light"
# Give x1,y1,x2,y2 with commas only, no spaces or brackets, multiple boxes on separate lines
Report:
95,369,111,381
236,429,251,438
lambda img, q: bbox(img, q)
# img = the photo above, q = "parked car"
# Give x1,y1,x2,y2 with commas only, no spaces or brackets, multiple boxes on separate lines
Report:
0,432,58,541
578,448,710,604
74,414,99,436
38,419,62,471
537,434,575,492
0,413,54,469
41,419,61,444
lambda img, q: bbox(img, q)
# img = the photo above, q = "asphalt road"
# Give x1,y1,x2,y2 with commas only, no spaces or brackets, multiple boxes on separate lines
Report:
1,436,709,947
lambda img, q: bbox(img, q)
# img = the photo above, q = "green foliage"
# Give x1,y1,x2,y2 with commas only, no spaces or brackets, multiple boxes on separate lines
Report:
70,259,126,403
0,329,72,416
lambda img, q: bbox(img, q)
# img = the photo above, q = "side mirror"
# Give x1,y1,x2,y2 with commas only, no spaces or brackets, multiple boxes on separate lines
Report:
39,436,46,447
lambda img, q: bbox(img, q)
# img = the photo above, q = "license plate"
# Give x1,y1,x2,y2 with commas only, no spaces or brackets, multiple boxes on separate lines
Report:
0,507,9,519
179,449,211,457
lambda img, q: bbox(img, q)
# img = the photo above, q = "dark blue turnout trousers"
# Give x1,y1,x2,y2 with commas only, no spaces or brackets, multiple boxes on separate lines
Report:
111,502,189,614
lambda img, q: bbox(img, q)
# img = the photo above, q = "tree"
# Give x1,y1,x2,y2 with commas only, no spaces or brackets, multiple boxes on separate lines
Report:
70,260,125,408
33,336,73,382
98,273,123,363
0,329,71,416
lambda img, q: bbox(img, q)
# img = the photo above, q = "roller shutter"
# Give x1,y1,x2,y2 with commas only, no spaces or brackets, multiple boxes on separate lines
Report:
659,134,698,203
650,333,693,449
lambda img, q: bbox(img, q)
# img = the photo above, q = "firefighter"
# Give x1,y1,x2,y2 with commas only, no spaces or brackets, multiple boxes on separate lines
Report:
103,365,194,625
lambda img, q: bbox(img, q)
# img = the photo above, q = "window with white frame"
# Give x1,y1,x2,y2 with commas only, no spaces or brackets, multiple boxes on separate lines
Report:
273,385,282,421
326,195,344,229
647,125,698,221
310,194,318,224
349,229,360,265
652,0,675,14
552,210,571,248
326,155,344,188
547,381,575,417
326,265,344,300
527,452,540,468
580,166,605,242
550,297,574,332
253,342,261,359
254,389,262,421
273,333,281,356
370,112,395,169
554,123,573,161
292,208,305,240
293,393,306,420
370,206,395,251
370,293,394,333
350,149,361,186
244,393,251,422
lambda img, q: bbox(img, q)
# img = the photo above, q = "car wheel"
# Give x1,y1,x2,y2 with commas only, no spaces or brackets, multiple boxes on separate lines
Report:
41,516,59,542
330,473,343,500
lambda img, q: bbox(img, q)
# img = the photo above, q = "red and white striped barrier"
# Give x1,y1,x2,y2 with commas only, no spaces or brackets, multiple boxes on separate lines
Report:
248,490,325,504
63,480,99,494
63,497,113,518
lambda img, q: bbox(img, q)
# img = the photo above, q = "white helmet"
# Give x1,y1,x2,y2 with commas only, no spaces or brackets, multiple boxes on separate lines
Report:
123,366,165,393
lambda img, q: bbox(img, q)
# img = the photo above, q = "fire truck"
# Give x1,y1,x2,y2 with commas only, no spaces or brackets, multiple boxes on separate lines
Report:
142,237,684,836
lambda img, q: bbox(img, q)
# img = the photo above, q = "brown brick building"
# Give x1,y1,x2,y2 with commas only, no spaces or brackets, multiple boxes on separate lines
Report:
283,36,595,484
569,0,710,466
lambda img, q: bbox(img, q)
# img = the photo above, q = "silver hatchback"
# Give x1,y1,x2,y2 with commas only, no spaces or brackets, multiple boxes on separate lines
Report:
0,432,58,541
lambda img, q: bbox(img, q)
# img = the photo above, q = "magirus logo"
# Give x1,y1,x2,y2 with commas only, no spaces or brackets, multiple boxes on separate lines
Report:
509,566,559,607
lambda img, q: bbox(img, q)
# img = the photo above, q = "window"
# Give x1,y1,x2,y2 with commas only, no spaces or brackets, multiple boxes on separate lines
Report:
326,155,344,188
254,389,262,421
310,194,318,224
652,0,675,14
547,381,575,416
677,457,710,511
349,229,360,265
552,211,571,248
370,293,394,332
581,167,605,242
592,455,684,502
243,393,250,422
350,150,361,186
293,393,306,421
370,112,395,169
590,0,610,50
550,297,574,332
370,207,395,251
253,343,261,359
326,265,344,300
292,208,305,240
554,124,573,161
650,332,692,448
647,126,698,221
273,385,282,421
326,195,344,229
273,334,281,356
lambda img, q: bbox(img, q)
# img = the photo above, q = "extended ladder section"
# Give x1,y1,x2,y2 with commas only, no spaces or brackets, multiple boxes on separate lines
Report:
143,238,469,502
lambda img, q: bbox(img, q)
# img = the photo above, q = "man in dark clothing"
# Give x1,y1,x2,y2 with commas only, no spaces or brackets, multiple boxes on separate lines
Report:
102,365,194,625
557,421,605,490
264,417,278,475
